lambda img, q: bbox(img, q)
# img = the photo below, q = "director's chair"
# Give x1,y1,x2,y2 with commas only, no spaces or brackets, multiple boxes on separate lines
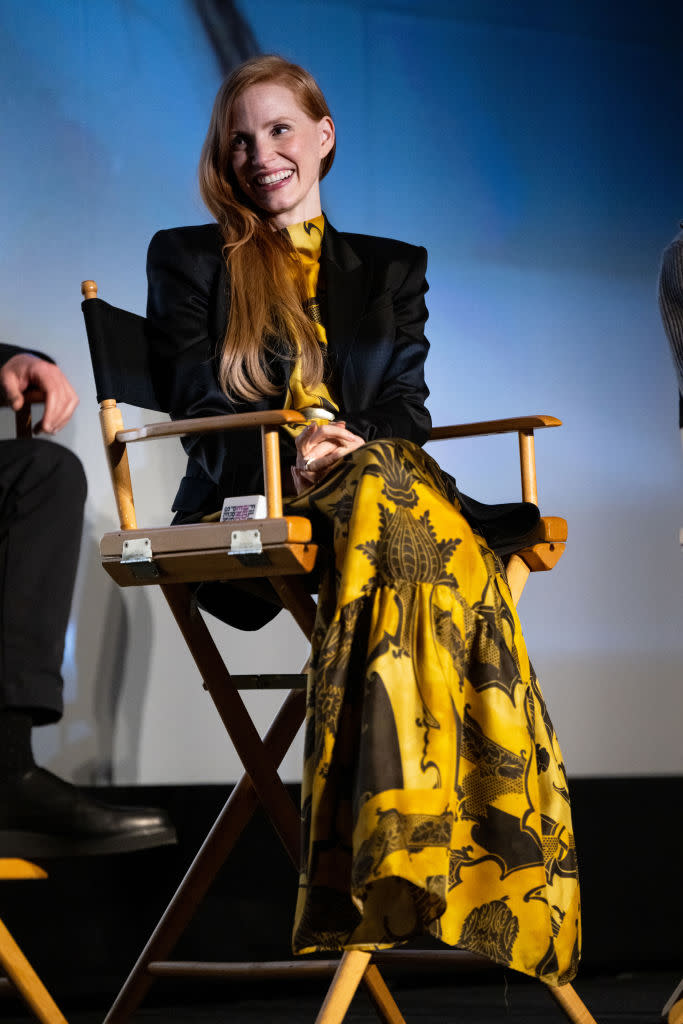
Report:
80,280,596,1024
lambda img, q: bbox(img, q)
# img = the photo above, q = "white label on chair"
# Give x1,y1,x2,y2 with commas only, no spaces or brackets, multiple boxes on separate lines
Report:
229,529,263,556
220,494,267,523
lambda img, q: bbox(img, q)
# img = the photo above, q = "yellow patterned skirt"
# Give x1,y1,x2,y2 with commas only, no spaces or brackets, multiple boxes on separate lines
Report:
287,438,580,985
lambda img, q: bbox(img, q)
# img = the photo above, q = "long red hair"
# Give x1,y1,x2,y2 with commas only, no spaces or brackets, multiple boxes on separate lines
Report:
199,55,335,402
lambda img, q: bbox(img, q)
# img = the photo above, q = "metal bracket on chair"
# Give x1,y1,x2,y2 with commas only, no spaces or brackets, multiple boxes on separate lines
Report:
229,529,263,556
121,537,161,579
229,528,271,566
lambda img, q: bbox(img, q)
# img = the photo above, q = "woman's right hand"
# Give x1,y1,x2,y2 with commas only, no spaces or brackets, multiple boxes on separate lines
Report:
291,421,365,493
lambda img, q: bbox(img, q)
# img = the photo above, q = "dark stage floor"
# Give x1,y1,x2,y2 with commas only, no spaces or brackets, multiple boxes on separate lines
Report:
1,971,678,1023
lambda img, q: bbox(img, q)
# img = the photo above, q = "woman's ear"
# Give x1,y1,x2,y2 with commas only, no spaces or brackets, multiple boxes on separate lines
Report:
319,116,335,159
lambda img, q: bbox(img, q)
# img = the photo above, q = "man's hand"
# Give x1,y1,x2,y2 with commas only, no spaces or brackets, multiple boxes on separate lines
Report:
292,421,365,494
0,353,79,434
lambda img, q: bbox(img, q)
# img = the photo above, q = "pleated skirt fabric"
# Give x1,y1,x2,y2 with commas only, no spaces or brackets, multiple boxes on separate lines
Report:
287,438,580,985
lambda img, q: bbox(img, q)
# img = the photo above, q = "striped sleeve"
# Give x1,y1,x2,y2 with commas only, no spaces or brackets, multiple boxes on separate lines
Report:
658,232,683,409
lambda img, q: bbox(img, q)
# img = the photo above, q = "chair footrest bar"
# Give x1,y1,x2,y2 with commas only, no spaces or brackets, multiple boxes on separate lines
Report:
372,950,490,969
146,949,491,980
231,674,307,689
148,960,341,979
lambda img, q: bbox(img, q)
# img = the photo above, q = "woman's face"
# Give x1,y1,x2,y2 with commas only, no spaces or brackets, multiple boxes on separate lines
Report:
229,80,334,228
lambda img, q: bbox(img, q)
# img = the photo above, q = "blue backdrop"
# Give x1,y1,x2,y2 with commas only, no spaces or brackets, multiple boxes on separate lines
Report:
1,0,682,781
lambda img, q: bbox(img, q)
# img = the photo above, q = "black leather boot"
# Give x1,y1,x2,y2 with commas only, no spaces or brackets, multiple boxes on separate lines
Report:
0,767,177,856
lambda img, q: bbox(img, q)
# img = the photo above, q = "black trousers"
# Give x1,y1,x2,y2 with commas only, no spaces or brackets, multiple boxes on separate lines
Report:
0,439,86,725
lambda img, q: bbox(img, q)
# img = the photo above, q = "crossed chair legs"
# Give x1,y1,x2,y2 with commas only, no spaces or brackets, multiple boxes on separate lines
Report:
316,950,598,1024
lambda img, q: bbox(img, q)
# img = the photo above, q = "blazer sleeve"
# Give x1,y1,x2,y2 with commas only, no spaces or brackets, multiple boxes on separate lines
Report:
341,244,431,445
0,343,54,367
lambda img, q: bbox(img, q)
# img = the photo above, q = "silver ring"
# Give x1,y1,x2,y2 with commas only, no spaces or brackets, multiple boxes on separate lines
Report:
304,457,314,471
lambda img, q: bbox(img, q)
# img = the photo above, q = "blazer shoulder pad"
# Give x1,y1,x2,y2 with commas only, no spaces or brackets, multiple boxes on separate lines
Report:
337,231,426,263
148,223,223,259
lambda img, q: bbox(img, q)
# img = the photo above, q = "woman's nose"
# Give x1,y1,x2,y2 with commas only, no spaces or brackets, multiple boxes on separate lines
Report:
250,136,275,165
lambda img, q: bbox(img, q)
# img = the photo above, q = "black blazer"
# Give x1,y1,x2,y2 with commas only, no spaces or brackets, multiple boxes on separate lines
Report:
146,218,431,518
146,219,539,553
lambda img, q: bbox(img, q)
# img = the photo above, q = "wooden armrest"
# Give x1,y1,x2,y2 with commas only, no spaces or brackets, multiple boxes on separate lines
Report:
21,388,45,404
101,402,305,529
528,516,567,544
116,409,307,443
0,388,45,410
429,415,561,441
429,415,562,506
2,389,45,439
0,858,47,880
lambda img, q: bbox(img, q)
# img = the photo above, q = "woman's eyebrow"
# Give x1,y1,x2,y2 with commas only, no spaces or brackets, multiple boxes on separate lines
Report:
231,115,295,134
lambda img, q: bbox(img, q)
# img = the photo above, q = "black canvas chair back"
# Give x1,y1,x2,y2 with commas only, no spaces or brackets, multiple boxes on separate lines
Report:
81,289,166,412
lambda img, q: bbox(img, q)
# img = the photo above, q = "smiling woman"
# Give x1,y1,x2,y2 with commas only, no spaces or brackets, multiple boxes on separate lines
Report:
228,80,335,227
145,54,581,985
192,56,339,409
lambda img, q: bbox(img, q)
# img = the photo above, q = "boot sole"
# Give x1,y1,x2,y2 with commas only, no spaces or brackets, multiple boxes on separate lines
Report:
0,826,177,857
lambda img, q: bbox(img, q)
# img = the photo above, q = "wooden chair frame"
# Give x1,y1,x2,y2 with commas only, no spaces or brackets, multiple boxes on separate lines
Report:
4,388,42,440
77,281,594,1024
0,863,68,1024
663,978,683,1024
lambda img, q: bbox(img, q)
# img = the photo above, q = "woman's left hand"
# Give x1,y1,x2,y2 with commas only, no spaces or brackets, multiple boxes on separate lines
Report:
292,421,365,493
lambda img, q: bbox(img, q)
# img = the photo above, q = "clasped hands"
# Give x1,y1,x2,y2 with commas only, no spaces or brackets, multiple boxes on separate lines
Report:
292,421,365,494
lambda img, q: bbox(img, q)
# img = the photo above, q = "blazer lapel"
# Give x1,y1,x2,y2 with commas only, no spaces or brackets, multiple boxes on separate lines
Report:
322,218,371,400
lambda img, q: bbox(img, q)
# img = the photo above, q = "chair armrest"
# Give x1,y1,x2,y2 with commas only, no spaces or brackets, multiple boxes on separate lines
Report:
102,405,307,528
0,389,45,408
429,415,561,441
114,412,307,521
429,414,562,505
0,858,47,880
116,409,307,443
1,388,45,439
